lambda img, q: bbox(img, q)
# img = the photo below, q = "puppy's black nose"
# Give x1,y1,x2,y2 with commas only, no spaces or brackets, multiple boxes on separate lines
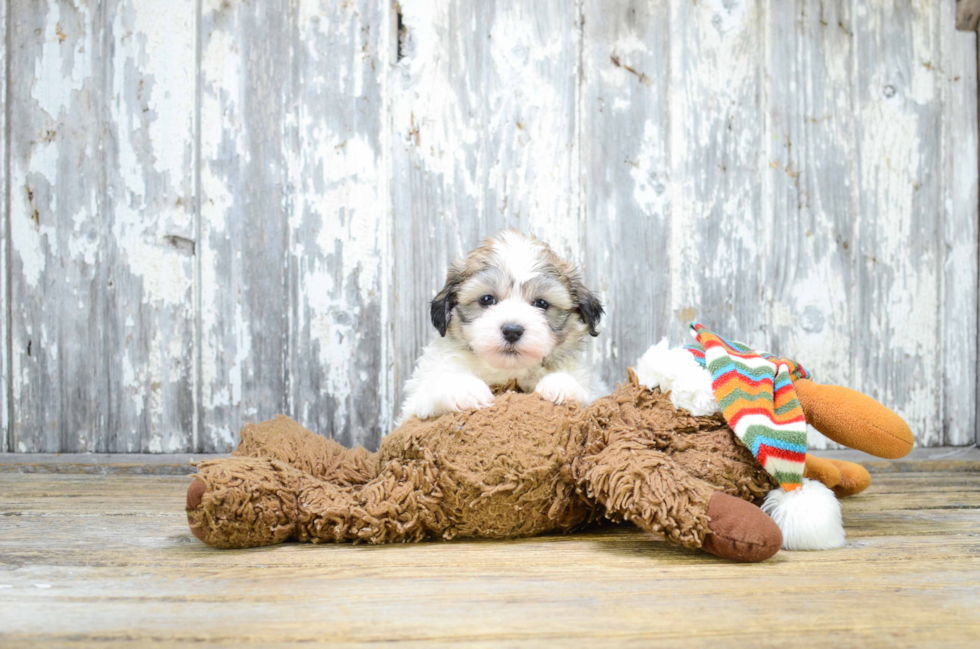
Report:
501,323,524,343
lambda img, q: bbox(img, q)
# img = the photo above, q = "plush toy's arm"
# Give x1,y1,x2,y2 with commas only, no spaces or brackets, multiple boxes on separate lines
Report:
794,379,914,459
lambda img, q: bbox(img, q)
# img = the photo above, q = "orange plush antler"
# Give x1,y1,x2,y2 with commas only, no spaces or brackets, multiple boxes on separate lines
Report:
794,379,914,459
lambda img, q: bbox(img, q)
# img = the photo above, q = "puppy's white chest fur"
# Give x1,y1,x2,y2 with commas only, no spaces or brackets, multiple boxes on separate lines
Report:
399,230,603,422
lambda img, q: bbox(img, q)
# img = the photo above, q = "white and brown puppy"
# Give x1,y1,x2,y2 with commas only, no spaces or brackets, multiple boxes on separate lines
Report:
399,230,604,421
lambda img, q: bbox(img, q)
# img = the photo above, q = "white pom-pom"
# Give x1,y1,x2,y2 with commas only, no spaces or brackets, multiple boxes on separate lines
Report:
761,479,845,550
634,338,719,416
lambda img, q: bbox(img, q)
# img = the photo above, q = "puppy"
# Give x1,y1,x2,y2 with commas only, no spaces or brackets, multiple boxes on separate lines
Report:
399,230,604,421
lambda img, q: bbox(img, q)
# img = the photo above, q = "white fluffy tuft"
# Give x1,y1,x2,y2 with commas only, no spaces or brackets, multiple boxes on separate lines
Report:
761,479,845,550
633,338,719,415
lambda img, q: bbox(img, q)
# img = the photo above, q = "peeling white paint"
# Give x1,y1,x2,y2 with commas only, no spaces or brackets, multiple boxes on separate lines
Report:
310,134,383,288
32,3,92,120
123,243,193,305
121,0,195,180
229,301,250,408
10,186,54,289
630,119,669,220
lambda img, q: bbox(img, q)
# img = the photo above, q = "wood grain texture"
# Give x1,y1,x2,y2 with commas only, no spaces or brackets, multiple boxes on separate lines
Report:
852,1,947,446
198,0,293,452
3,0,978,452
6,1,196,453
942,6,979,445
105,0,197,452
667,0,767,347
285,0,391,450
199,0,391,452
0,470,978,646
579,0,672,387
8,1,109,452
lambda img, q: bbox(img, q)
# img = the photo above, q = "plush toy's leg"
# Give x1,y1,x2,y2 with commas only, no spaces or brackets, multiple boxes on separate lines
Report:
826,459,871,497
804,454,842,490
233,415,377,486
804,455,871,498
579,442,783,562
187,455,448,548
804,454,872,497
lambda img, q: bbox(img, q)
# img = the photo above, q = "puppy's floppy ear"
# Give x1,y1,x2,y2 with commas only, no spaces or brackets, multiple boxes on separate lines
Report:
572,278,604,337
430,263,463,337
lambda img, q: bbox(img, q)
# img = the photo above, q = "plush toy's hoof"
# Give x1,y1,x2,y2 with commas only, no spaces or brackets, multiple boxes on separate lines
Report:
701,492,783,562
186,479,206,542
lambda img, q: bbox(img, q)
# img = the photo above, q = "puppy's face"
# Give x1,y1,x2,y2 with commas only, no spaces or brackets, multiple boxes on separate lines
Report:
431,231,603,371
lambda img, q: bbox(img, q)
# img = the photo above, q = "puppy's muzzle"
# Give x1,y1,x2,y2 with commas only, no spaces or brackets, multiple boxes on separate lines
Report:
501,323,524,344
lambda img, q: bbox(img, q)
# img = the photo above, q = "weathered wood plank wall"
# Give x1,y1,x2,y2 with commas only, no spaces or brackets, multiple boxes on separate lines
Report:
1,0,6,456
3,0,977,453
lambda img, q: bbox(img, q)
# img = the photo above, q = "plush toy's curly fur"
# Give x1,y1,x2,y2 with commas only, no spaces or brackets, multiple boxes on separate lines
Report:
188,371,792,561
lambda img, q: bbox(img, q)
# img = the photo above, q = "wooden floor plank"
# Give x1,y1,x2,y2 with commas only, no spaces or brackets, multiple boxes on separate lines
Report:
1,471,978,647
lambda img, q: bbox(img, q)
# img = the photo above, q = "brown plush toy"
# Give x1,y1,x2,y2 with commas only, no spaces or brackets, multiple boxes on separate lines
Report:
186,344,913,562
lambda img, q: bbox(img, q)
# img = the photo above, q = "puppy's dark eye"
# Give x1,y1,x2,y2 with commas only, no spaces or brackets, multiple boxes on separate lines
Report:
479,295,497,307
532,299,549,310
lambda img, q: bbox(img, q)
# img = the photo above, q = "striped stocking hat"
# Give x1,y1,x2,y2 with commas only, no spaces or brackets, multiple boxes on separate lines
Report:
684,323,810,491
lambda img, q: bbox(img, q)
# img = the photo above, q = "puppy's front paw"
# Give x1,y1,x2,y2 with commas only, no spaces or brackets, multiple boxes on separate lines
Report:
409,374,495,419
534,372,589,406
446,375,495,413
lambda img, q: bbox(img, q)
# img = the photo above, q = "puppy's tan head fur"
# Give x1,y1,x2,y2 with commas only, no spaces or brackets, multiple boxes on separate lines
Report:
431,230,603,371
